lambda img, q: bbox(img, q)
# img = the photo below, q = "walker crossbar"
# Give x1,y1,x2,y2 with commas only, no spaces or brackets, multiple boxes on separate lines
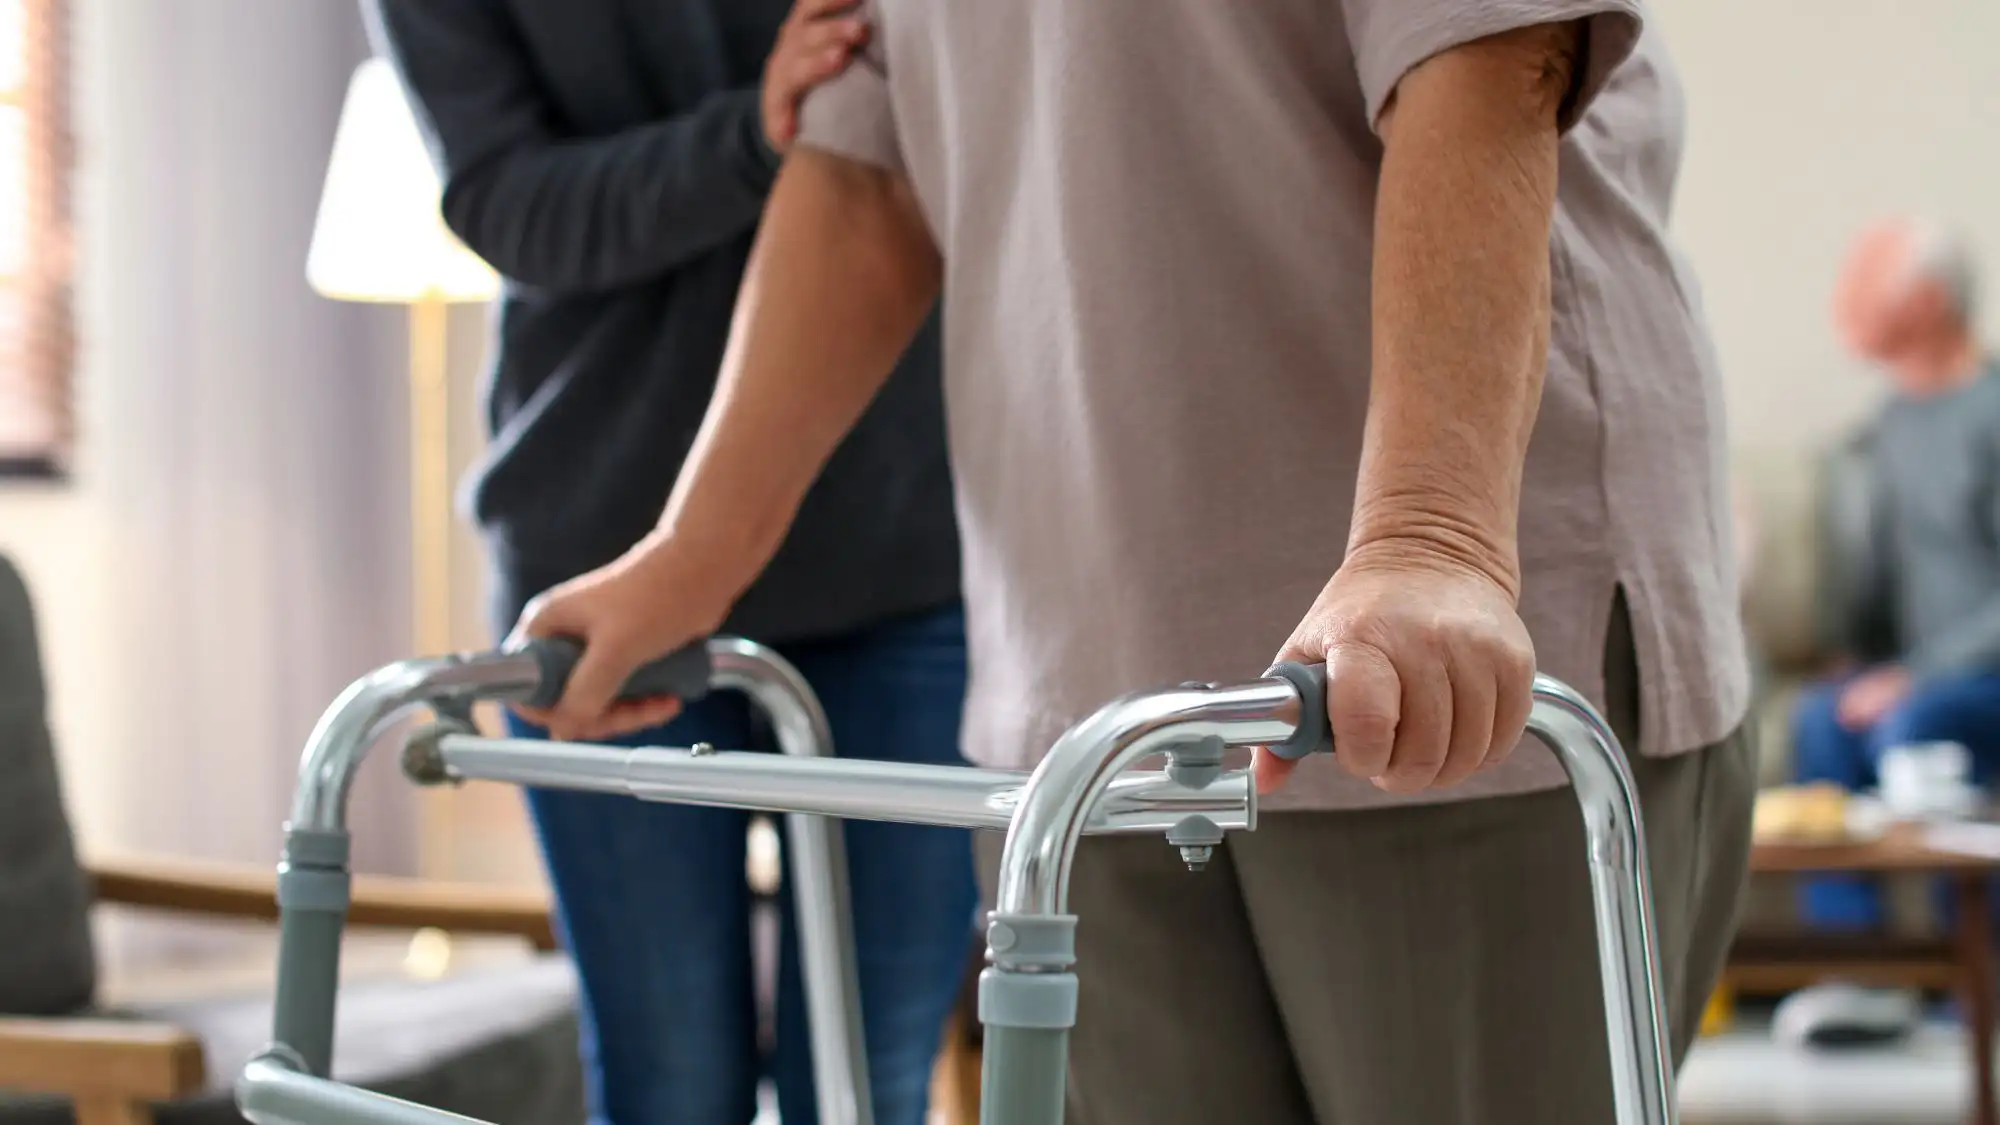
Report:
237,638,1674,1125
417,736,1256,836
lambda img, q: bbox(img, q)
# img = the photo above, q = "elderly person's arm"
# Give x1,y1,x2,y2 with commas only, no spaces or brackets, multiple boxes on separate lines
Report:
1357,21,1583,577
1267,18,1617,794
514,150,938,737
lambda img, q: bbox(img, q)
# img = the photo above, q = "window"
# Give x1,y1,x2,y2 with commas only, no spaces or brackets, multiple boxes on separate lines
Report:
0,0,69,479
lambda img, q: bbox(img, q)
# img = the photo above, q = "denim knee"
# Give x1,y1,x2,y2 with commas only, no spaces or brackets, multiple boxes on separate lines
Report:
1792,681,1860,785
1873,677,2000,748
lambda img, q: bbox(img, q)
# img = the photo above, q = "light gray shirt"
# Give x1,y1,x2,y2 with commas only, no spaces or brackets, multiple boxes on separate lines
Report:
799,0,1750,809
1853,362,2000,679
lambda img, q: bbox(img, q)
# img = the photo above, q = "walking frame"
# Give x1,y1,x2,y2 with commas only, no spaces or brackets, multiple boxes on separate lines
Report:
234,636,1677,1125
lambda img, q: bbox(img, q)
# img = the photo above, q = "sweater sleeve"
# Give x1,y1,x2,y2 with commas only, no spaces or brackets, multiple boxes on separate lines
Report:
1906,598,2000,680
1906,434,2000,679
367,0,783,294
1815,432,1899,663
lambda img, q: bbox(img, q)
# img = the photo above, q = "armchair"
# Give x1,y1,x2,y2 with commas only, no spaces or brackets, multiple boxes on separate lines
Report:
0,553,582,1125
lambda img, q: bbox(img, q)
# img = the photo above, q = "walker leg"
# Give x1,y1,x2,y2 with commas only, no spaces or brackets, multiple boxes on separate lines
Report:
785,807,869,1125
269,826,353,1078
976,912,1080,1125
977,1027,1070,1125
713,641,873,1125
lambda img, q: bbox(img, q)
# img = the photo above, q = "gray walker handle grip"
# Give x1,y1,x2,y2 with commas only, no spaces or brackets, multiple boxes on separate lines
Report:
514,636,714,710
1263,660,1332,759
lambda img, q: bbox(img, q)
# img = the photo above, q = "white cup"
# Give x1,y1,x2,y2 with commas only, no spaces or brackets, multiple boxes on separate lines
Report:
1880,741,1976,819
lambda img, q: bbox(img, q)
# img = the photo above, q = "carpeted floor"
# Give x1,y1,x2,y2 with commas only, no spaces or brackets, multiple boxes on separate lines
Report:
1681,1018,1986,1124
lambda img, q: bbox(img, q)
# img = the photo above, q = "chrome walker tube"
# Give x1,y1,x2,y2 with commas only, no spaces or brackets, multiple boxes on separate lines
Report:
237,638,1255,1125
247,639,880,1125
977,671,1674,1125
710,641,868,1125
238,636,1671,1125
425,737,1254,835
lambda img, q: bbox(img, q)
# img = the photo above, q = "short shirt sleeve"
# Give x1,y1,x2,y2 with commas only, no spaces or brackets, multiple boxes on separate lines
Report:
796,10,903,173
1343,0,1644,133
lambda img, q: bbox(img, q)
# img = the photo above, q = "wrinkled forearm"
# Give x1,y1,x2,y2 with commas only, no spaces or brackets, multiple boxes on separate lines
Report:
1348,22,1582,596
649,148,941,596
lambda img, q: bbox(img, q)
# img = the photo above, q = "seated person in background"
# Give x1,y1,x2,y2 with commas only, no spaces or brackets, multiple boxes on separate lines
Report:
1780,216,1997,1045
1797,217,1996,917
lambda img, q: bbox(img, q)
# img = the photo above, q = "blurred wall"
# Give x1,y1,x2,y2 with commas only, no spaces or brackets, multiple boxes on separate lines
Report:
1658,0,2000,449
0,0,427,972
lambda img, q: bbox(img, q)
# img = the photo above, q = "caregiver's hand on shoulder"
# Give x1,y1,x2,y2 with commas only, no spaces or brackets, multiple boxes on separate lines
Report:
1258,540,1536,796
762,0,870,153
509,537,737,742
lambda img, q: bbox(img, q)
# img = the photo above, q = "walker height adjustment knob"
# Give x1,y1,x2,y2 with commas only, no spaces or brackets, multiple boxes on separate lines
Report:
1166,815,1224,872
1161,731,1229,869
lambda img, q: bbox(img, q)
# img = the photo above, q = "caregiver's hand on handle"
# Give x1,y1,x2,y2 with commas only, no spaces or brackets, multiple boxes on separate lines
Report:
510,537,740,742
1257,540,1537,797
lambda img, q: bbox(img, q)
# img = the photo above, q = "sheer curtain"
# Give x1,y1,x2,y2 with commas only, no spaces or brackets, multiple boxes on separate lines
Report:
79,0,419,967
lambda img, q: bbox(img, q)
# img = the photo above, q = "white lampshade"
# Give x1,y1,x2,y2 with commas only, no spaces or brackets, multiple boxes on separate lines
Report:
307,58,500,304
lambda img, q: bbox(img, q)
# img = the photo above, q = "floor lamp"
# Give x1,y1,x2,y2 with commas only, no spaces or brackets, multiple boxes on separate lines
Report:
306,58,500,884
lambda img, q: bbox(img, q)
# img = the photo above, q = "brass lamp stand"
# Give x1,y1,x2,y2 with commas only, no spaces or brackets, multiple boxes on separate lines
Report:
307,59,501,885
408,293,453,661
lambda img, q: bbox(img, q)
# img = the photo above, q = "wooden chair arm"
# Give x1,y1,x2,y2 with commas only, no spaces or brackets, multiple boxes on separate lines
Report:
0,1016,206,1102
87,854,558,951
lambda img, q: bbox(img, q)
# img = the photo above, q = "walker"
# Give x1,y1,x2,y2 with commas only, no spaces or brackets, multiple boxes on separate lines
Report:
233,636,1677,1125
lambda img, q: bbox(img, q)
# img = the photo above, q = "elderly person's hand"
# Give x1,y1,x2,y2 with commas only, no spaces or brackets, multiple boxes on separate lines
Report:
1266,546,1536,795
1255,19,1582,795
761,0,869,153
1837,665,1913,731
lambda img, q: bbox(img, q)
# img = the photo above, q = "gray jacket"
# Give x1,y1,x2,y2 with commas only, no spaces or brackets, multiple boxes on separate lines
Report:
1817,385,2000,678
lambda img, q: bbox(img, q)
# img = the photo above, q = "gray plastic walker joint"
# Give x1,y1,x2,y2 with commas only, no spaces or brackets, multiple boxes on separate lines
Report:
1161,733,1228,868
401,716,478,786
280,825,351,870
276,865,351,913
982,912,1082,1031
985,912,1078,970
278,825,354,913
429,695,479,729
1163,733,1225,791
978,968,1080,1031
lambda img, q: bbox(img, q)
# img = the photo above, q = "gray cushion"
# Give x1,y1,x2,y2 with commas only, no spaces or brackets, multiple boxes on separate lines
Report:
0,553,96,1016
0,957,585,1125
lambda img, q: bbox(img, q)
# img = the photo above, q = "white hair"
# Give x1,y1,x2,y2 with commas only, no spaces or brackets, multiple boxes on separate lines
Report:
1903,219,1981,325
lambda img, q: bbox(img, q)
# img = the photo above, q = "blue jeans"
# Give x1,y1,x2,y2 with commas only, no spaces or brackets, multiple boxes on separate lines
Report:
512,606,978,1125
1793,671,2000,930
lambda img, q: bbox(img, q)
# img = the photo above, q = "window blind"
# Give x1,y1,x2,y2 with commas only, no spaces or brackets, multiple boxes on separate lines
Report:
0,0,71,478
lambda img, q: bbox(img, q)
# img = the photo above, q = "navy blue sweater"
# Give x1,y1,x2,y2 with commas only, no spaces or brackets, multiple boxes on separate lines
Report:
365,0,960,637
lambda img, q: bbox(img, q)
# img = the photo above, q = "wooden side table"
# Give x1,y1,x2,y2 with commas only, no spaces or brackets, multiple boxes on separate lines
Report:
1734,822,2000,1125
